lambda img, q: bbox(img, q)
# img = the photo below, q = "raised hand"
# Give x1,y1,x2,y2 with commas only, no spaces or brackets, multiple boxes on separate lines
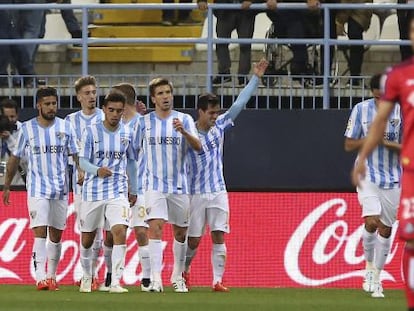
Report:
253,58,270,78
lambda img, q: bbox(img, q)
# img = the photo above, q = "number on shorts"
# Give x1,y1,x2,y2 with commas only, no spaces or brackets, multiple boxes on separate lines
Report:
138,206,146,218
402,198,414,219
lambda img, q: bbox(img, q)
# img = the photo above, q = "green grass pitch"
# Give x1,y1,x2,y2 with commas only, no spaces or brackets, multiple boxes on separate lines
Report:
0,285,406,311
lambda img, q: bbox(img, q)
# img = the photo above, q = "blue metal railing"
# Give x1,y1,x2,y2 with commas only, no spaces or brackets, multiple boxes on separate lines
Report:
0,2,411,109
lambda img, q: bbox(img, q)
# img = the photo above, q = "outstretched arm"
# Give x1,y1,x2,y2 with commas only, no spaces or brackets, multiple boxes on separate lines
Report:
227,58,269,121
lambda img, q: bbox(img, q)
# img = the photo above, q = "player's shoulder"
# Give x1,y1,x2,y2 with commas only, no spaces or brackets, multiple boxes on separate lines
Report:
385,58,414,78
174,110,194,121
65,110,79,120
353,98,373,111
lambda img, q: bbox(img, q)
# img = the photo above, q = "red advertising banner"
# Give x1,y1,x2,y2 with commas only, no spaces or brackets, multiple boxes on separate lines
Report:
0,192,404,288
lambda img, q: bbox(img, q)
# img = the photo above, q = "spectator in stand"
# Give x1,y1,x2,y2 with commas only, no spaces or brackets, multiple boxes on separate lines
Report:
17,0,46,64
397,0,413,61
336,0,373,87
0,1,37,88
197,0,276,86
162,0,199,25
266,0,320,81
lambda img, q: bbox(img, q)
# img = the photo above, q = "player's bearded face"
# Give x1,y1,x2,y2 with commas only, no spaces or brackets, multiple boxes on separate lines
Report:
205,105,220,126
152,85,173,111
77,85,97,110
38,96,57,121
103,101,124,127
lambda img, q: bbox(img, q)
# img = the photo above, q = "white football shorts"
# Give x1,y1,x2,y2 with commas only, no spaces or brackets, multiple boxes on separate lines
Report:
357,180,401,227
27,197,68,230
188,191,230,237
80,197,130,232
144,190,190,227
130,194,149,228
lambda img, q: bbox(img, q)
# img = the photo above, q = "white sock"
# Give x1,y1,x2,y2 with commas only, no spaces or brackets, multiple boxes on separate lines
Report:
33,238,47,282
171,239,187,283
138,245,151,280
80,244,93,278
362,228,376,268
111,244,127,287
185,246,197,273
103,244,113,275
212,243,226,285
91,230,103,277
374,234,391,281
46,240,61,279
149,239,163,282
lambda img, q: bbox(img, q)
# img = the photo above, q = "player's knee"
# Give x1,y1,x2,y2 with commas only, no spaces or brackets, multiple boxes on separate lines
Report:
48,227,63,243
188,237,201,250
407,240,414,249
135,230,148,246
211,230,225,244
364,216,379,232
111,225,127,244
173,226,187,243
377,225,392,238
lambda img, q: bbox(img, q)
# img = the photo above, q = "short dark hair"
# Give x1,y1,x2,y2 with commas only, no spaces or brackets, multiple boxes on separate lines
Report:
36,87,58,102
0,98,19,114
112,83,136,105
149,77,173,97
370,74,382,91
103,91,126,106
74,75,97,93
197,93,219,111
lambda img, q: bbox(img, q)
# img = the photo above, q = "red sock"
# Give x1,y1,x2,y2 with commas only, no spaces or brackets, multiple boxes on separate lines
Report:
403,245,414,309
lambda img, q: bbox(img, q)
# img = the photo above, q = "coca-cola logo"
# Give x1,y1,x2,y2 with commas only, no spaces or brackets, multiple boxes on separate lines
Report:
0,192,405,288
284,198,400,286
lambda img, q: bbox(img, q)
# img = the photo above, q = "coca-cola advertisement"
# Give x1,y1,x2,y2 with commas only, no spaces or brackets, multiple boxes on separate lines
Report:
0,192,405,288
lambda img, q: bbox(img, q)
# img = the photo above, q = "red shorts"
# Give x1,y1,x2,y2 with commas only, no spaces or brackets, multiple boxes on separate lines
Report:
399,170,414,241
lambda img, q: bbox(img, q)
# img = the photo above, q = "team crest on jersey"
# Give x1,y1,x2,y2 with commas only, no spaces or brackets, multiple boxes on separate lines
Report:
30,211,37,220
390,119,400,127
56,132,66,140
120,137,129,146
346,119,352,131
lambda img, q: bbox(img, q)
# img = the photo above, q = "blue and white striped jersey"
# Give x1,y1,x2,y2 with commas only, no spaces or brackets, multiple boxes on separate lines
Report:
65,109,104,195
13,117,78,199
123,114,146,195
187,75,260,194
187,113,233,194
139,110,198,194
345,98,402,189
79,122,140,201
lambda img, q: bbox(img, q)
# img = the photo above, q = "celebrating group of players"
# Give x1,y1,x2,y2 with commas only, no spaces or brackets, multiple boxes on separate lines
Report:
1,59,269,294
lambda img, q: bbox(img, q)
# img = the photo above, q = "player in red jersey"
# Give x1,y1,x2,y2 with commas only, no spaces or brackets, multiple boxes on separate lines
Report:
352,16,414,311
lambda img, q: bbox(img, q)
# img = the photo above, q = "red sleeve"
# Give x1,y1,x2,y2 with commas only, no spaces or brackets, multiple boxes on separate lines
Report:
381,68,400,103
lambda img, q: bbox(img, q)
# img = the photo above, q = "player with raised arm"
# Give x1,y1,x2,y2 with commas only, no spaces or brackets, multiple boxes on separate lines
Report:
183,59,268,292
78,91,140,294
352,16,414,311
139,77,202,293
2,87,78,291
112,83,151,292
65,75,105,290
345,74,402,298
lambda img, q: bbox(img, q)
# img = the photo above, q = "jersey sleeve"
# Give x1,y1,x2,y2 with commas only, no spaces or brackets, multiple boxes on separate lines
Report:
183,114,198,137
12,126,27,158
344,105,362,139
67,122,79,155
79,127,93,160
127,124,142,161
215,112,234,132
381,68,400,103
